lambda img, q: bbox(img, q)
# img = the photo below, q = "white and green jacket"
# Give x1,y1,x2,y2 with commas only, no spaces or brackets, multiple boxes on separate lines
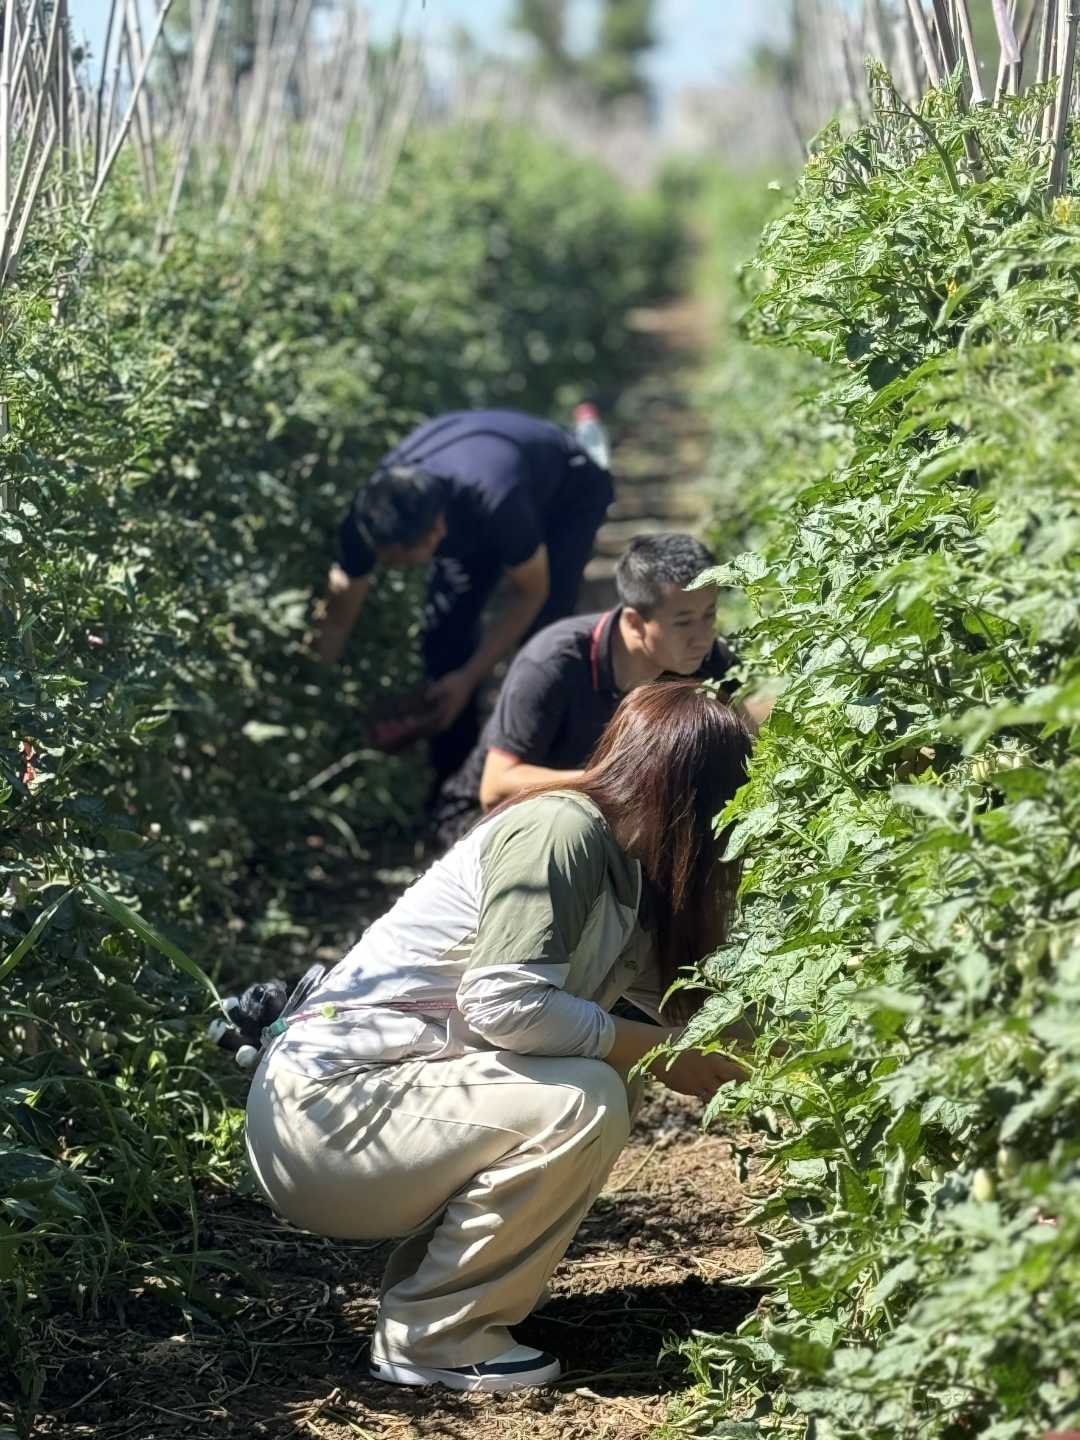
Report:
266,791,663,1079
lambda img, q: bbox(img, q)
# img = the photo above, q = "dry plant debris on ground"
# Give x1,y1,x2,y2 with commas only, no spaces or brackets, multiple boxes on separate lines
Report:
31,1086,766,1440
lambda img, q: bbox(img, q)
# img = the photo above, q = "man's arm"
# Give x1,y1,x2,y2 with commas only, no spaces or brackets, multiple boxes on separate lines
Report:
428,546,550,730
479,748,584,810
315,565,371,665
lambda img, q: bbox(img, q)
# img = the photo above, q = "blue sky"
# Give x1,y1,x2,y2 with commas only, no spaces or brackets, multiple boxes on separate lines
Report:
71,1,782,103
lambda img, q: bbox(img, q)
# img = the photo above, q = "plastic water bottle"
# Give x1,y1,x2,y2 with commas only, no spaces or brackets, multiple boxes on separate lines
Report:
573,402,611,471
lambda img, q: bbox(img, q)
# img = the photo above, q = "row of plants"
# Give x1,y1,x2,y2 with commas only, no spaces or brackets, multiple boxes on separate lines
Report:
0,124,675,1425
681,75,1080,1440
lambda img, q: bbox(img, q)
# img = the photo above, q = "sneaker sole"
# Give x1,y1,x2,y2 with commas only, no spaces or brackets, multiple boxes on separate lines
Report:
369,1353,562,1393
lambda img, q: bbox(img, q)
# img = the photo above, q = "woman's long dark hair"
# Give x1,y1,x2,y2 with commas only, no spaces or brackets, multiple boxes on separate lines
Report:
522,679,754,1009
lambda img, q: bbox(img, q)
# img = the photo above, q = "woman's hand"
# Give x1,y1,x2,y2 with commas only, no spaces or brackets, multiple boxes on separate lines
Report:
605,1019,747,1101
656,1047,747,1102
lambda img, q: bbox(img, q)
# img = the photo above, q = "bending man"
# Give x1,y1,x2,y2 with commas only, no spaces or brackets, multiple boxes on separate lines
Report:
317,409,613,781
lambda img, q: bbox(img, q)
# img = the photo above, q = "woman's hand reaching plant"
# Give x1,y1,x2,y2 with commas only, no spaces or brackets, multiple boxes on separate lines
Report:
606,1018,747,1101
656,1045,747,1102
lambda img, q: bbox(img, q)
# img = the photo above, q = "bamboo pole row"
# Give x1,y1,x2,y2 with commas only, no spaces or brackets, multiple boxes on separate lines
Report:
0,0,173,289
0,0,428,294
806,2,1079,195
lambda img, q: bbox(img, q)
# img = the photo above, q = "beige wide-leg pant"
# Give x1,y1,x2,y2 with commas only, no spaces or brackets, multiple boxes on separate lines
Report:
245,1046,634,1367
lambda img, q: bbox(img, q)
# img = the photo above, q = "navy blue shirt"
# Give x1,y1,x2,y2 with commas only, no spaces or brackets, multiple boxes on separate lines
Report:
340,410,595,580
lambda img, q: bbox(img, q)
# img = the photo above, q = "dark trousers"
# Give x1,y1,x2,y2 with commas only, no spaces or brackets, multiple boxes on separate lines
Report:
424,461,613,785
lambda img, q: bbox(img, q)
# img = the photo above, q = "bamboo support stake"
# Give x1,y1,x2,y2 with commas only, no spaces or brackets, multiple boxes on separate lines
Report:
1035,0,1058,110
323,4,365,189
0,0,61,279
368,37,424,200
305,17,354,181
219,0,277,216
894,3,924,98
3,118,56,282
125,0,158,196
0,400,8,513
1037,0,1059,83
1048,0,1079,191
10,0,44,110
930,0,961,75
66,42,85,190
86,0,174,217
250,0,316,196
907,0,945,86
1,0,16,260
1040,0,1059,140
196,62,229,204
57,0,70,179
954,0,987,101
161,0,221,229
92,0,118,179
120,24,154,198
101,9,125,177
929,0,984,170
995,1,1036,99
993,0,1024,61
1012,2,1041,91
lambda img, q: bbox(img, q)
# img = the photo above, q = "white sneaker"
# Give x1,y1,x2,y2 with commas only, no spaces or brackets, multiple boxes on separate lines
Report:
369,1343,562,1393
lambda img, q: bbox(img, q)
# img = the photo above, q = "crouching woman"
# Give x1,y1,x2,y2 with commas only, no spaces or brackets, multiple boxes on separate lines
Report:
244,679,753,1393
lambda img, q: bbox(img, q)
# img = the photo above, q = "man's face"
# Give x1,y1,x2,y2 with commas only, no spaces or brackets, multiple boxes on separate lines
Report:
378,515,448,569
635,583,718,675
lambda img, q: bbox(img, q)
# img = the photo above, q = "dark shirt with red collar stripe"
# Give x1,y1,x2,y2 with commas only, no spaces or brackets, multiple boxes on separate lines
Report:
432,608,739,849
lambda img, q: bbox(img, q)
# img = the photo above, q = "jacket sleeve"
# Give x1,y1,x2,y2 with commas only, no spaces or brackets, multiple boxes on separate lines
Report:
456,798,617,1058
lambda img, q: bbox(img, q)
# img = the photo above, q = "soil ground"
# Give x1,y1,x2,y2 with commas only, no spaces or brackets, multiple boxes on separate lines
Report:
30,1085,765,1440
19,301,766,1440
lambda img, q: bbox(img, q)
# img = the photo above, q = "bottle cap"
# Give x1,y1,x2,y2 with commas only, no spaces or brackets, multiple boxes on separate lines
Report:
574,402,599,422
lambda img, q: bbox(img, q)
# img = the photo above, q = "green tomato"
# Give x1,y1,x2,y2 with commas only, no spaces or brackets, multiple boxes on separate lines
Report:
972,1168,996,1203
997,1145,1021,1179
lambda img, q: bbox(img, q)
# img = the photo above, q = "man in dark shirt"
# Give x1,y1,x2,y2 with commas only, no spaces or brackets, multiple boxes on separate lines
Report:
432,533,740,849
316,410,613,780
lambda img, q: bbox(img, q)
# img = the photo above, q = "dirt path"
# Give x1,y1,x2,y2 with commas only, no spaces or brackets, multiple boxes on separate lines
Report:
27,302,764,1440
35,1086,763,1440
580,299,714,613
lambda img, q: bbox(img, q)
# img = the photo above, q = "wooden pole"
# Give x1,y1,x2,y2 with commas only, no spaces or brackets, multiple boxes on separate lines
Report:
67,40,85,190
954,0,988,101
125,0,159,196
1048,1,1079,191
907,0,945,87
0,0,61,280
1039,0,1059,141
995,1,1034,99
1,0,17,263
86,0,175,217
993,0,1024,61
93,0,118,180
162,0,222,228
930,0,961,76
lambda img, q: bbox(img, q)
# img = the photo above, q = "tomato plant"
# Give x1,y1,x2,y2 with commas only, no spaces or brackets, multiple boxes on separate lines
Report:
681,76,1080,1440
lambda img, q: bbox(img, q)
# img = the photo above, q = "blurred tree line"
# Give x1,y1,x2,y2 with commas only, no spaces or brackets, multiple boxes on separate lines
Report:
511,0,657,110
